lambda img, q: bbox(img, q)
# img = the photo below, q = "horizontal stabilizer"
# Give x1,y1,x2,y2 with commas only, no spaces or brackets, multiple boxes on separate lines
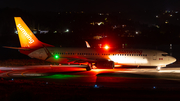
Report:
3,46,30,50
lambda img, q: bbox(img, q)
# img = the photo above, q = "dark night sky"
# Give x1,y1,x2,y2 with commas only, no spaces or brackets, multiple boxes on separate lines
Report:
1,0,180,12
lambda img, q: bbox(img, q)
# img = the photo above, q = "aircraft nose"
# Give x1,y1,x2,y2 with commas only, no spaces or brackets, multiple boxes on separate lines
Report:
169,56,176,63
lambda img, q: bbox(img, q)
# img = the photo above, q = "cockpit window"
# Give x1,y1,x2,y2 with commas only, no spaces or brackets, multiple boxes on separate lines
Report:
162,54,168,56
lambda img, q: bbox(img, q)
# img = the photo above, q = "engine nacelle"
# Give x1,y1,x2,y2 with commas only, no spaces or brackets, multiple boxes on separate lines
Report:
95,61,114,69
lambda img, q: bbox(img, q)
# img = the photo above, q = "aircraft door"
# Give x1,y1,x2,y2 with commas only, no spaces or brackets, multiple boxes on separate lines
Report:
153,53,157,60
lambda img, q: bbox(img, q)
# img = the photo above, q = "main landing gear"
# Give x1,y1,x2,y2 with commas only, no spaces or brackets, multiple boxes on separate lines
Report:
86,63,92,71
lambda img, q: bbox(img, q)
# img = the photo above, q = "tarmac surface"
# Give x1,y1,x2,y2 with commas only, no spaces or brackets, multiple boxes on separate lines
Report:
1,64,180,100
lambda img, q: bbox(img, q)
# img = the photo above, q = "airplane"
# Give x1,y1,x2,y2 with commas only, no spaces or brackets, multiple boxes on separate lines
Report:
5,17,176,71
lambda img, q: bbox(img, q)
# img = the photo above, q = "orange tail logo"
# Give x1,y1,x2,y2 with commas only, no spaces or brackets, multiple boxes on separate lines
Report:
17,23,34,44
14,17,53,48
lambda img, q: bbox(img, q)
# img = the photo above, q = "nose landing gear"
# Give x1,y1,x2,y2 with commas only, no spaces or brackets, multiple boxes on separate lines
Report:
156,66,162,71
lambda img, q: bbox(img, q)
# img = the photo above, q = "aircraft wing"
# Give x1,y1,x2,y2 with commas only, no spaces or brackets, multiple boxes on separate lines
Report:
66,57,97,63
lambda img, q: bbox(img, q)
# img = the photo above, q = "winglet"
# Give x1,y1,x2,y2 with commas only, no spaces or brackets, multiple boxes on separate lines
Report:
85,41,91,48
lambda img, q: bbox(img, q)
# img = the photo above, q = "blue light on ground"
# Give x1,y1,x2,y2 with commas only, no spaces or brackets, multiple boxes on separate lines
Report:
94,84,99,88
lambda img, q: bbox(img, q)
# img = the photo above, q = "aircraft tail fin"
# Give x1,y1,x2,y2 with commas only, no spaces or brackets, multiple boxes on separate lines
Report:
14,17,53,48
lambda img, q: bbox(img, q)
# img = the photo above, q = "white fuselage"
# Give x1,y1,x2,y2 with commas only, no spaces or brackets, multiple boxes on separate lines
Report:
27,48,176,67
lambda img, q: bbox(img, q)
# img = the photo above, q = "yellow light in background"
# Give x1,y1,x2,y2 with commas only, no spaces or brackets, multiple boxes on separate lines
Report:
165,20,169,24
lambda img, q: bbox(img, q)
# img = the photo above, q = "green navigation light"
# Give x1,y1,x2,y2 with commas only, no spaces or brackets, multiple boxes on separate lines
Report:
54,54,59,59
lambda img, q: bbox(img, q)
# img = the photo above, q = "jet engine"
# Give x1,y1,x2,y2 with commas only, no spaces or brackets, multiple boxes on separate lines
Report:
95,61,114,69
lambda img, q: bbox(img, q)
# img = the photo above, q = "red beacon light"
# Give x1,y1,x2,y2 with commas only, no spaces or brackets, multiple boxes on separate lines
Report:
104,45,110,50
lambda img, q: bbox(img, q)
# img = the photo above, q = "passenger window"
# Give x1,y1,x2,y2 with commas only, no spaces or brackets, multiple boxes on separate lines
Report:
162,54,168,56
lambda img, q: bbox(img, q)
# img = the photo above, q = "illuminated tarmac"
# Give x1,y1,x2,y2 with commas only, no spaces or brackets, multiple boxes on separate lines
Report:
2,65,180,100
1,65,180,89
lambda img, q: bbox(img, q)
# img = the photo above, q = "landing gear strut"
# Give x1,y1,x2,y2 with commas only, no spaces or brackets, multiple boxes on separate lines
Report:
86,63,92,71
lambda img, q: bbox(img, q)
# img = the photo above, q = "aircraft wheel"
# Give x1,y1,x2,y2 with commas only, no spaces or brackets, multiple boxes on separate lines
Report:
156,66,161,71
